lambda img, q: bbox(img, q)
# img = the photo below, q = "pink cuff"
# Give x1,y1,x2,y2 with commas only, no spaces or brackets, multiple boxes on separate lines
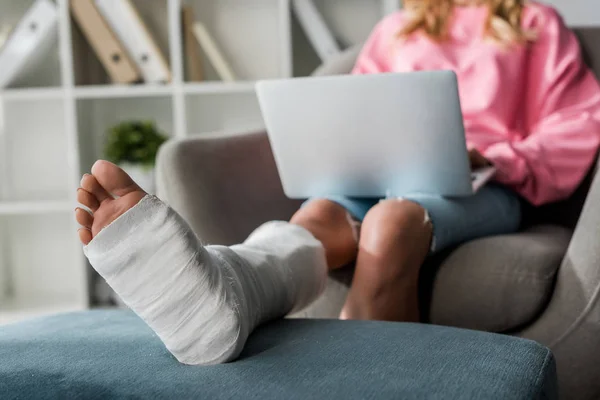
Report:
483,142,528,185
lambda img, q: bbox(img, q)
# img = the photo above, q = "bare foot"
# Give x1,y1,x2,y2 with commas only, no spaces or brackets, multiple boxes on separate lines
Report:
75,160,147,245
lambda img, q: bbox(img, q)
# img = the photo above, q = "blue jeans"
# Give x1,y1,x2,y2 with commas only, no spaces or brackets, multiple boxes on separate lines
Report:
315,184,522,254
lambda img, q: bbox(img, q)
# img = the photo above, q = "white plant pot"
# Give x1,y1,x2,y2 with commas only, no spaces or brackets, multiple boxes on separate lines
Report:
119,163,155,194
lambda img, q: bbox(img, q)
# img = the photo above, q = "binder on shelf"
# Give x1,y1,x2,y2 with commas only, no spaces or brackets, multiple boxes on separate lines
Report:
292,0,341,62
0,0,58,89
192,23,236,82
94,0,171,84
182,6,204,82
70,0,141,85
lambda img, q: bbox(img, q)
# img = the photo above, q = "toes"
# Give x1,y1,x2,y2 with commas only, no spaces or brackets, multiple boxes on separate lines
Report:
78,228,93,246
75,207,93,229
91,160,144,197
81,173,111,204
77,188,100,211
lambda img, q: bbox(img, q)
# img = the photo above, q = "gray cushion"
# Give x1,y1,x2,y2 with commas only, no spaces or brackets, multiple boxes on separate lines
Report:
296,226,571,333
0,310,557,399
430,225,571,332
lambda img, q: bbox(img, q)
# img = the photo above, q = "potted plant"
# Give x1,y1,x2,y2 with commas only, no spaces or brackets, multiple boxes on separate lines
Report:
104,120,168,194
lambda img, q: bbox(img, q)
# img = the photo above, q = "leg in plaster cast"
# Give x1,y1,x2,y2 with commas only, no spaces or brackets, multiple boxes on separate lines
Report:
340,199,433,322
75,161,327,365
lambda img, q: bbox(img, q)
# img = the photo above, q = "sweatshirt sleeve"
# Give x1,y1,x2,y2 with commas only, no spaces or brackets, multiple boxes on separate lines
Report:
351,14,403,75
483,7,600,205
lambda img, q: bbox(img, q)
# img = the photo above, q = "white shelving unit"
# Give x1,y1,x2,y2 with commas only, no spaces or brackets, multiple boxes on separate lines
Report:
0,0,400,325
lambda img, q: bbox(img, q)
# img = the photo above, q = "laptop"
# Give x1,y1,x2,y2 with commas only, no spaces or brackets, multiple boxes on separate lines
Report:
255,71,495,199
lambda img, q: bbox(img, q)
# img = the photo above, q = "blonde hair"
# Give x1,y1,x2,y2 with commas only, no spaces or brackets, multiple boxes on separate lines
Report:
400,0,536,44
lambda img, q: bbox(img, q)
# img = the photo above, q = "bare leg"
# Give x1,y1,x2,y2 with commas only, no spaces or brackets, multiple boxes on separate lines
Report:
341,199,433,322
290,199,359,270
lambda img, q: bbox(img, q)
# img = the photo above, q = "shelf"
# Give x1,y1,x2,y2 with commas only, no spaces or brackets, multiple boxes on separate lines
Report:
0,297,86,326
0,0,385,313
183,81,256,94
73,82,256,99
0,201,73,215
74,84,174,99
0,87,64,101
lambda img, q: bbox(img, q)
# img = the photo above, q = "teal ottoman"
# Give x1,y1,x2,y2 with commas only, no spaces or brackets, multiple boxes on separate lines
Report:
0,310,556,399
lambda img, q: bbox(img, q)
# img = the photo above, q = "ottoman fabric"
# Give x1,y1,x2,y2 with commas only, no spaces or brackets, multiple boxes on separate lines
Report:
0,310,557,399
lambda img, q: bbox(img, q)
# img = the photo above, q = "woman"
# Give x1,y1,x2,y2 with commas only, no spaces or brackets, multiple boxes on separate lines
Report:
291,0,600,322
76,0,600,365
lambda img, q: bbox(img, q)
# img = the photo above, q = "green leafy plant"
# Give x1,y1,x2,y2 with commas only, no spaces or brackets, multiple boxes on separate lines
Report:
104,121,168,170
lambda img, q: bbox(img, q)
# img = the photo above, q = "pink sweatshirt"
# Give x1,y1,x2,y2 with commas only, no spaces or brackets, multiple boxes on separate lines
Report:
353,2,600,205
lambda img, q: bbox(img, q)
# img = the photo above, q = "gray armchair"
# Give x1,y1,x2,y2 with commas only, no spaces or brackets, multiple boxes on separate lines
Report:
157,28,600,400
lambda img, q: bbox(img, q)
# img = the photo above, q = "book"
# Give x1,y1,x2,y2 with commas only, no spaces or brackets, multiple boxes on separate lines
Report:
70,0,141,84
0,0,58,89
192,22,236,82
95,0,171,83
292,0,341,62
182,5,204,82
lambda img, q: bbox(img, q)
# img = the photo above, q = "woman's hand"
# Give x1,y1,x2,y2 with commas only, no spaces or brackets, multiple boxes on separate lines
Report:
469,148,492,169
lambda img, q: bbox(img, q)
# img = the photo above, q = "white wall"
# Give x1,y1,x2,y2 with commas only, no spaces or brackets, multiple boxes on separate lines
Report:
541,0,600,26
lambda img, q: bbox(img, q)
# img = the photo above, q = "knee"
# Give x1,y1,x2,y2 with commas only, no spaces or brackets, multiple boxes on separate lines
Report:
290,199,347,227
360,199,432,254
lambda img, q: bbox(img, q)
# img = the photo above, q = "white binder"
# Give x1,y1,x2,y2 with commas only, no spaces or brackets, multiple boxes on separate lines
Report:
94,0,171,83
292,0,341,62
192,23,236,82
0,0,58,89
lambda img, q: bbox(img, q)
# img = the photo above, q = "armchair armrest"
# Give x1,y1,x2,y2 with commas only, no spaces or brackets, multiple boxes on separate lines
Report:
519,157,600,399
156,130,302,245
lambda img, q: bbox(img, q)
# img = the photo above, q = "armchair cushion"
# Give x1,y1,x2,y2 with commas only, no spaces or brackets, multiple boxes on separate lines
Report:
296,226,572,333
428,225,571,332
